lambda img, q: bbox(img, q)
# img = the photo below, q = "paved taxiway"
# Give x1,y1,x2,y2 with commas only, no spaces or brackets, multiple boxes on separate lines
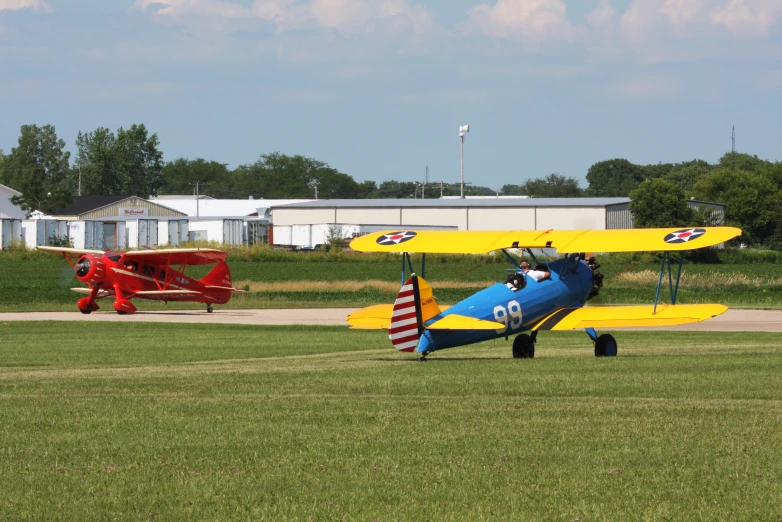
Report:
1,309,781,332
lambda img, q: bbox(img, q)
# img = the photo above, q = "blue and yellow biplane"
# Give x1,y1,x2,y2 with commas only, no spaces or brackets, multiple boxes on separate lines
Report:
346,226,742,359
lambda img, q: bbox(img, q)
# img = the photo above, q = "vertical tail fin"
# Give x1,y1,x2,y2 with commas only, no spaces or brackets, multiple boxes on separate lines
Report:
388,275,442,352
199,260,232,287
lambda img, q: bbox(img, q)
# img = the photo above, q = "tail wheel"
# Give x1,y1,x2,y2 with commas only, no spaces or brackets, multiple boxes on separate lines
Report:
594,334,617,357
207,305,214,313
512,334,535,359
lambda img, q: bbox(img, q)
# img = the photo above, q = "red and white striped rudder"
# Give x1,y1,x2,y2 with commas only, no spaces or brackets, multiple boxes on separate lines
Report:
388,275,423,352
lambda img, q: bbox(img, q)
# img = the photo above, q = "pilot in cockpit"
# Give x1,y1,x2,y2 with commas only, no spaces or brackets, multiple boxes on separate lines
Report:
520,260,550,282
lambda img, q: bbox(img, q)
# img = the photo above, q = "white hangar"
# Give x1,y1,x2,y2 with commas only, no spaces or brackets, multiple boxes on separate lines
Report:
270,198,636,232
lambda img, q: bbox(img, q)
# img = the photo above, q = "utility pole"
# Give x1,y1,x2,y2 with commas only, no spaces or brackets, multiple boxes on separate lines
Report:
423,165,428,199
459,125,470,199
192,181,202,218
309,180,319,200
78,162,82,197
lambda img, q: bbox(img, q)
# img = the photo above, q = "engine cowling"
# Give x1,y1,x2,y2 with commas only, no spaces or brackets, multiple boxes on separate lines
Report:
74,254,106,286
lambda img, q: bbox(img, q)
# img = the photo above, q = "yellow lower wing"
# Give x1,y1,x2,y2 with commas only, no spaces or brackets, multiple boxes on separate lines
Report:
532,304,728,331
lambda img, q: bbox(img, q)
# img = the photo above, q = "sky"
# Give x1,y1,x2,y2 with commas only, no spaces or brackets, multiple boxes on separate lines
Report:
1,0,780,191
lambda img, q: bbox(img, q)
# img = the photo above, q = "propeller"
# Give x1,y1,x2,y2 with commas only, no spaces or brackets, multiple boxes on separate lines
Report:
75,257,91,277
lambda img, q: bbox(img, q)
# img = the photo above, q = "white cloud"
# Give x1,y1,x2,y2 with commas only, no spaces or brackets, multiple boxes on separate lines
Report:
0,0,50,11
134,0,436,37
134,0,251,20
467,0,580,47
309,0,435,36
712,0,782,36
587,0,615,36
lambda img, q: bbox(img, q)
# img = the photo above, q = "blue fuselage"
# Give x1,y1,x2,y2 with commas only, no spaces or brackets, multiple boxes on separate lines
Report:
417,257,594,353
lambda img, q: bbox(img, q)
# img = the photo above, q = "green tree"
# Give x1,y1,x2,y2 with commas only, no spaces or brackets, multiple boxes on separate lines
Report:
629,179,695,228
717,152,771,173
6,124,72,216
234,153,366,199
586,159,644,197
638,162,674,180
0,149,6,186
73,127,117,195
72,124,163,197
373,180,417,198
516,174,582,198
160,158,235,197
500,184,522,196
693,168,782,246
115,124,164,197
663,160,711,197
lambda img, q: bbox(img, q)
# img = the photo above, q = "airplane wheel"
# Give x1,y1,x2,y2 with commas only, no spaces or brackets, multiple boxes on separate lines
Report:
207,305,213,313
116,310,127,315
79,308,92,315
512,334,535,359
594,334,617,357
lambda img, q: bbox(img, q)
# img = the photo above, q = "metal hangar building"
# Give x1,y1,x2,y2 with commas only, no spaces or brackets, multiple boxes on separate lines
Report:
270,198,637,231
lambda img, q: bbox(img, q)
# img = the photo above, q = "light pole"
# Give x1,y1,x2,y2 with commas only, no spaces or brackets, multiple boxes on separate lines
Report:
459,124,469,198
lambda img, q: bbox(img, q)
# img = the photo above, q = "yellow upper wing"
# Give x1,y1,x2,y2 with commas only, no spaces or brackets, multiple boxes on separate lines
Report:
350,227,741,254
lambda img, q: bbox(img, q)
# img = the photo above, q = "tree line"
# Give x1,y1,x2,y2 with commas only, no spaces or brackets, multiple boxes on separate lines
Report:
1,123,781,247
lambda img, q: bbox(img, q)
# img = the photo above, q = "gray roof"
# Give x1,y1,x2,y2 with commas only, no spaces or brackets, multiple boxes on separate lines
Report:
270,197,631,209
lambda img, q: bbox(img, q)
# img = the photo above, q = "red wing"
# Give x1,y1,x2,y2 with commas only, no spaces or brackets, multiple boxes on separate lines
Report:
124,248,228,266
39,246,106,258
134,290,210,301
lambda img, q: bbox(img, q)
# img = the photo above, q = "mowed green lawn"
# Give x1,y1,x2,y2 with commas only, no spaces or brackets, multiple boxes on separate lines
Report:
1,322,781,520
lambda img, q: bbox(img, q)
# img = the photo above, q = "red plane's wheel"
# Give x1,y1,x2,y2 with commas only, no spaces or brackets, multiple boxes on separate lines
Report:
512,334,535,359
116,310,127,315
80,308,92,315
594,334,617,357
207,305,214,313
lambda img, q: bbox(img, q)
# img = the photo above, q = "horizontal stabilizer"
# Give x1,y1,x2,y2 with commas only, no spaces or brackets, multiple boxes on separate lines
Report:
532,304,728,331
347,303,453,330
426,314,506,330
347,304,394,329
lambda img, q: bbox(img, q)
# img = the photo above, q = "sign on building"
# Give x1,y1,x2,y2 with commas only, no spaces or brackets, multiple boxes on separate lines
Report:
119,207,149,218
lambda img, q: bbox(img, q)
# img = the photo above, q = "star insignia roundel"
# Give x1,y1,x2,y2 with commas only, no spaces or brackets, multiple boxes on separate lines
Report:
376,231,417,246
663,228,706,244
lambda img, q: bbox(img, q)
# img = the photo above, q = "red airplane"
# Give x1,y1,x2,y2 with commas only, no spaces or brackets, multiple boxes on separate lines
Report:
38,246,246,314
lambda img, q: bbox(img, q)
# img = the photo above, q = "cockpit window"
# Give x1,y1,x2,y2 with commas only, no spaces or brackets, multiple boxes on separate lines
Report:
106,255,121,262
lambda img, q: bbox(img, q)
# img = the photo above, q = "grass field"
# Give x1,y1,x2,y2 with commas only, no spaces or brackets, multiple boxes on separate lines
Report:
1,251,781,311
1,322,781,520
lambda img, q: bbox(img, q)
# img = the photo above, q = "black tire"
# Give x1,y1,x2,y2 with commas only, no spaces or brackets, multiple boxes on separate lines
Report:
512,334,535,359
207,305,214,313
79,308,91,315
594,334,617,357
116,310,127,315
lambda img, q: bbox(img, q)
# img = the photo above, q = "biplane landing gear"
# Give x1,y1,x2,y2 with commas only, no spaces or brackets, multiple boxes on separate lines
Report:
206,304,214,313
512,333,535,359
594,334,617,357
80,308,92,315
